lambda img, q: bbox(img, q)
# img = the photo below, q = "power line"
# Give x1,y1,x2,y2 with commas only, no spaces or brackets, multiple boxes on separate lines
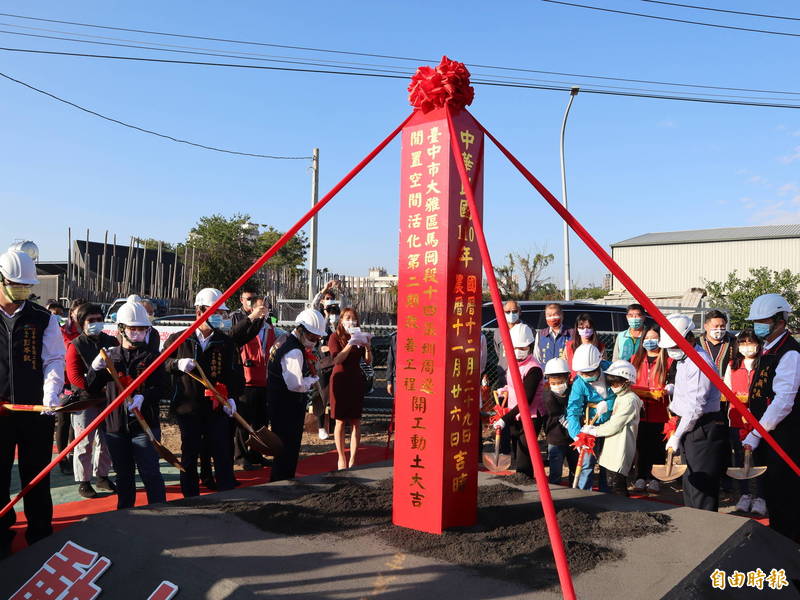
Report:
0,71,311,159
1,11,798,97
2,46,800,110
541,0,800,38
641,1,800,22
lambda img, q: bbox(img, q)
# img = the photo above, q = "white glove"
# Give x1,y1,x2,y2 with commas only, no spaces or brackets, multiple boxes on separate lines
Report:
303,376,319,389
664,383,675,396
41,392,63,415
493,419,505,430
223,398,236,417
665,434,680,453
91,353,107,372
743,431,761,450
580,425,597,436
127,394,144,413
177,358,196,373
594,400,608,416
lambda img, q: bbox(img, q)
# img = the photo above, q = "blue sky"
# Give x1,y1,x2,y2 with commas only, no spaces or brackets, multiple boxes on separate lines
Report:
1,1,798,288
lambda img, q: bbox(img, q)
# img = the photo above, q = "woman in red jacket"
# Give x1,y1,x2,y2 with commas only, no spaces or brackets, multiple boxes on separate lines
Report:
630,325,672,493
328,308,372,470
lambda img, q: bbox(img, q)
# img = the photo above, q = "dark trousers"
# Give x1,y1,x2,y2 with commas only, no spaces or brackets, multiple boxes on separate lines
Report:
608,470,629,496
177,412,235,497
681,416,729,511
636,421,666,480
268,396,306,482
0,414,55,547
105,427,166,509
54,412,73,456
235,386,268,463
755,432,800,543
509,417,545,477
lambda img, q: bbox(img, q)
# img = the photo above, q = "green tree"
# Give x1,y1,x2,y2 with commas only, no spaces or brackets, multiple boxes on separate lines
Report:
188,213,257,290
257,226,309,269
573,285,606,300
493,250,556,300
704,268,800,330
518,250,554,299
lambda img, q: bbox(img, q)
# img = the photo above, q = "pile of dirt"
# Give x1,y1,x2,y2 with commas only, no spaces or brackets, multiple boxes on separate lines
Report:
226,479,670,590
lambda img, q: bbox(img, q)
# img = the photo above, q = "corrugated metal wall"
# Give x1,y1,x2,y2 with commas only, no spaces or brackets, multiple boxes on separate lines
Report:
611,238,800,295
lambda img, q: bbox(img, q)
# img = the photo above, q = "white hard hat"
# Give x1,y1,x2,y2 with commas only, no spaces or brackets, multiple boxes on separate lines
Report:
658,314,695,348
747,294,792,321
295,308,327,336
116,301,151,327
544,357,570,376
603,360,637,383
8,241,39,262
510,323,535,347
0,250,39,285
127,294,142,303
194,288,228,310
572,344,601,372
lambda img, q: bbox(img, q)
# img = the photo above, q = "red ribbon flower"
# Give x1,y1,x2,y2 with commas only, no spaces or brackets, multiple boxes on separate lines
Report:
204,382,228,411
570,432,596,456
662,415,679,441
408,56,475,114
489,405,509,425
118,373,134,389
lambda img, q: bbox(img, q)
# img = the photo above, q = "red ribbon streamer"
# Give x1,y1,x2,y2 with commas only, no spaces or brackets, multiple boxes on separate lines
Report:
662,415,679,441
204,382,228,410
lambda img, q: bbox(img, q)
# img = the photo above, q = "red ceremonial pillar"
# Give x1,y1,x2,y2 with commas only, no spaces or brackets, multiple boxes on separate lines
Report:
393,107,484,533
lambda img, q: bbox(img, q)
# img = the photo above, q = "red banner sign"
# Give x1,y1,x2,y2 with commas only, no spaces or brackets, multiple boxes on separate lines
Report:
393,107,484,533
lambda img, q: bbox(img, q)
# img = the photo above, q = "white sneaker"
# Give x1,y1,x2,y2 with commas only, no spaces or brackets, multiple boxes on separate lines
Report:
633,478,646,492
646,479,660,493
318,428,329,440
751,497,768,517
735,494,752,513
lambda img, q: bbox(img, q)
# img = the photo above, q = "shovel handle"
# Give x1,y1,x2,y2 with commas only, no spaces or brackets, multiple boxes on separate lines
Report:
192,364,258,436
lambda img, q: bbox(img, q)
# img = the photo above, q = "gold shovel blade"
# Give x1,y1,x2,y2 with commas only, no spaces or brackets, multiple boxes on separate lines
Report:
482,452,512,472
651,463,687,482
248,426,284,458
727,465,768,480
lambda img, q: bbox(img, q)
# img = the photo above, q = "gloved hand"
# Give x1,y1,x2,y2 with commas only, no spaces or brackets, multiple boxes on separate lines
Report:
105,346,122,362
223,398,236,417
665,434,680,453
41,391,63,415
177,358,196,373
91,353,107,372
742,431,761,450
127,394,144,413
580,425,597,436
594,400,608,416
664,383,675,396
493,419,505,430
303,376,319,389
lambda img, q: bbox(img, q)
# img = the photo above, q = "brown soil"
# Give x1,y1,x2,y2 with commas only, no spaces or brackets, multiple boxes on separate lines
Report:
212,479,670,591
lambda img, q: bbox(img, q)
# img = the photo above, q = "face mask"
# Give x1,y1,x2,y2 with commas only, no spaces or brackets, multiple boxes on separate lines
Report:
753,322,772,339
739,345,758,358
643,339,659,351
322,299,334,307
709,328,725,341
610,385,625,394
667,348,685,361
126,329,147,343
85,322,104,336
514,349,530,361
546,316,561,328
505,311,520,324
328,314,338,324
208,314,231,330
343,321,358,334
550,383,568,396
628,317,643,330
3,283,32,302
580,373,599,383
301,332,317,348
577,327,593,338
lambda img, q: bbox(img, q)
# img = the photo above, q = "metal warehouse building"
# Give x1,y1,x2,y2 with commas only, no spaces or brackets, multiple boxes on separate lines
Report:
606,224,800,304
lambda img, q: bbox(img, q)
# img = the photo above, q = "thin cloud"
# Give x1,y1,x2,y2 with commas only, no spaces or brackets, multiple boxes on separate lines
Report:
779,146,800,164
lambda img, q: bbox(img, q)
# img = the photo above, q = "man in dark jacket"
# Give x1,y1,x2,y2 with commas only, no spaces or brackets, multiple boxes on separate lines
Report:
164,288,244,498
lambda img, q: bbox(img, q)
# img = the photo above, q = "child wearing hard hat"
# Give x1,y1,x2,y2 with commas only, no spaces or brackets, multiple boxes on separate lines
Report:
542,358,578,484
493,323,544,478
661,313,729,512
566,344,616,490
741,294,800,541
580,361,642,496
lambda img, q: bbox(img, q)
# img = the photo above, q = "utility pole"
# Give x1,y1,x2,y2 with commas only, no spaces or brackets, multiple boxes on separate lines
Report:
308,148,320,306
560,87,579,301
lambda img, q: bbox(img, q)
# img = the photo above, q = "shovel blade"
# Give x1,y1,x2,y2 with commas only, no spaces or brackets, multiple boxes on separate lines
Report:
304,412,318,433
54,396,104,413
482,452,512,472
248,427,284,458
651,463,687,482
727,466,768,480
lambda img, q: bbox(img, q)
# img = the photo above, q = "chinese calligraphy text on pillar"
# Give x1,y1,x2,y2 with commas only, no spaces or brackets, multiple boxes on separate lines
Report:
393,105,484,534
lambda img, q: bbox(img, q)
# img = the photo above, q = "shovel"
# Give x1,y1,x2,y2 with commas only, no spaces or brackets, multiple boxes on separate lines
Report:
571,413,601,488
100,349,185,472
0,400,98,413
651,448,687,482
483,391,512,472
189,363,283,459
727,447,767,480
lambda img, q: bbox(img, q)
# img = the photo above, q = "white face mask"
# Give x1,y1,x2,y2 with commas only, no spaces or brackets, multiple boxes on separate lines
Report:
739,345,758,358
610,385,625,394
126,329,147,343
343,321,358,334
328,314,338,325
550,382,568,396
709,328,726,341
514,349,530,361
667,348,685,361
505,311,520,324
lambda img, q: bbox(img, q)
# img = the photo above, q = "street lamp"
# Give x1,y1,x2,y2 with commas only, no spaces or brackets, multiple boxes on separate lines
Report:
560,86,579,301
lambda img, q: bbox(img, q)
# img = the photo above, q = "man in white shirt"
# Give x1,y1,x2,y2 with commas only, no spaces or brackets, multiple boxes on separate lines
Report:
742,294,800,542
0,250,65,556
266,309,323,482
